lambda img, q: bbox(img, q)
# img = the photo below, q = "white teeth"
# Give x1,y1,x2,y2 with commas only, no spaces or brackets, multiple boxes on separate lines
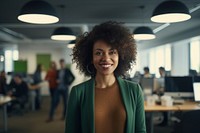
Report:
101,64,111,68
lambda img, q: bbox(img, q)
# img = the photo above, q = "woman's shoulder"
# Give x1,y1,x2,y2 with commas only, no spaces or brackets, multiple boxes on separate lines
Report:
120,78,142,92
120,78,139,87
72,78,93,91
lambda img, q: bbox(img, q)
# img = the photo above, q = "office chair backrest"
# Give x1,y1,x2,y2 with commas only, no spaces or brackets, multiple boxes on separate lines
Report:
173,110,200,133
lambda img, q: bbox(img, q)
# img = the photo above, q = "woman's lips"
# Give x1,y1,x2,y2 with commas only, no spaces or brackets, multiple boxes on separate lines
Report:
99,63,113,68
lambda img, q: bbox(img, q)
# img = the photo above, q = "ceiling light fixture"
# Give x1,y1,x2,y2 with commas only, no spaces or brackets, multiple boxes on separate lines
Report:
151,0,191,23
51,27,76,41
67,40,76,48
18,0,59,24
133,26,156,40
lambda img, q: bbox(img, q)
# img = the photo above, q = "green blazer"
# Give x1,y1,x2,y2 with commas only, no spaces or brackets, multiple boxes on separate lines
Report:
65,77,146,133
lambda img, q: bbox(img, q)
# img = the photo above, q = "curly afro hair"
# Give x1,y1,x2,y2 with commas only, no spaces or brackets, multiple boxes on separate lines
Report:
72,21,137,77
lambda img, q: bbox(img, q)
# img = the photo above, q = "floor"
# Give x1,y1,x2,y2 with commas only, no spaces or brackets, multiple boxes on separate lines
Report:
0,96,174,133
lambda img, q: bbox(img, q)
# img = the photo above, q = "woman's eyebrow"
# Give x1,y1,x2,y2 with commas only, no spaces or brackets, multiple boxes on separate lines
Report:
94,48,103,51
94,48,116,51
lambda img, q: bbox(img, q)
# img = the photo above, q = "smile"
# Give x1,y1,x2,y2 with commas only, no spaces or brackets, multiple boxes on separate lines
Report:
100,64,112,68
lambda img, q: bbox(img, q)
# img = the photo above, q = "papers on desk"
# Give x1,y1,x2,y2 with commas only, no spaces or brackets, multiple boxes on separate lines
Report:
193,83,200,102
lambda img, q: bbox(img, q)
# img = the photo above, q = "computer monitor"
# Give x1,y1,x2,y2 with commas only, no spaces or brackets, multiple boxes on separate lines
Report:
153,78,165,94
164,76,194,98
193,76,200,82
140,77,154,95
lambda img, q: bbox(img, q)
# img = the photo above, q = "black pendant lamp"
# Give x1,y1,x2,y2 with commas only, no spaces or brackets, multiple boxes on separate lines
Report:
18,0,59,24
51,27,76,41
67,40,76,48
133,26,156,40
151,0,191,23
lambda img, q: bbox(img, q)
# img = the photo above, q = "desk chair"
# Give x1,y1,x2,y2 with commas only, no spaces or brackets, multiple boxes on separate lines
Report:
172,110,200,133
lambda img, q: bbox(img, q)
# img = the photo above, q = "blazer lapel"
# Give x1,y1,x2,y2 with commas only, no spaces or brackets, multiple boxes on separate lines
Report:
85,77,132,133
85,78,95,133
117,77,132,133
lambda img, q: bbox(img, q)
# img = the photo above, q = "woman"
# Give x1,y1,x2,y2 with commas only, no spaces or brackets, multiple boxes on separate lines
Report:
32,64,43,110
45,61,57,100
65,21,146,133
45,61,58,122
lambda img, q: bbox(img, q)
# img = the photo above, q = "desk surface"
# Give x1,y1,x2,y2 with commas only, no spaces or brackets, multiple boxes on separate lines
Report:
0,96,12,105
177,101,200,111
144,101,200,112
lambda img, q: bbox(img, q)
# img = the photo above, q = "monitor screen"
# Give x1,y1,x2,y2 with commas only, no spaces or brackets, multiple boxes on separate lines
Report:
193,76,200,82
140,77,154,95
164,76,194,98
154,78,165,91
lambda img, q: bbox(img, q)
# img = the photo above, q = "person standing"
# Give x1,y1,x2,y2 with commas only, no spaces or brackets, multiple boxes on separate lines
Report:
45,61,58,100
0,70,7,95
47,59,75,122
45,61,58,122
32,64,43,110
65,21,146,133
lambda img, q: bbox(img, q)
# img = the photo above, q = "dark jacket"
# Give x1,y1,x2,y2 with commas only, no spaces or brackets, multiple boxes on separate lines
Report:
65,77,146,133
9,79,29,99
57,68,75,86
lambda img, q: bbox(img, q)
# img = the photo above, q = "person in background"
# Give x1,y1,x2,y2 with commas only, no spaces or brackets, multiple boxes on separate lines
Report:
46,59,75,122
32,64,43,110
7,74,29,111
45,61,58,122
0,70,7,95
143,67,153,78
159,66,166,78
65,21,146,133
158,66,168,126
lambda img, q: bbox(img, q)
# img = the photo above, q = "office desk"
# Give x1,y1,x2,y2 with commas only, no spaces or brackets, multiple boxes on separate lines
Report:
0,96,12,133
176,101,200,111
144,101,200,133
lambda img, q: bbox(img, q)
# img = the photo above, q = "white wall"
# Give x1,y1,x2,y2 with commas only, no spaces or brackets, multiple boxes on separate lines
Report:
171,40,190,76
18,42,87,95
18,42,72,74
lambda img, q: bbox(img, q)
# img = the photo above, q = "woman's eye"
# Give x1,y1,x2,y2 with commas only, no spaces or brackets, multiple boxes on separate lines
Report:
95,51,102,56
109,50,117,55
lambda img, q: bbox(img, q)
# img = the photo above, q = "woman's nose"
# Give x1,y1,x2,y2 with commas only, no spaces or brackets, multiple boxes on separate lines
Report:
101,53,110,61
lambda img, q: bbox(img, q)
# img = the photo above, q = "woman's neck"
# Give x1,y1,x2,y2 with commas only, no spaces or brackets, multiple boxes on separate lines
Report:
95,74,116,89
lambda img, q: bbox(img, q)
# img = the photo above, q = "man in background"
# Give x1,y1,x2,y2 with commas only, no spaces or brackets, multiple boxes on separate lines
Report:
7,74,29,112
46,59,75,122
143,67,153,78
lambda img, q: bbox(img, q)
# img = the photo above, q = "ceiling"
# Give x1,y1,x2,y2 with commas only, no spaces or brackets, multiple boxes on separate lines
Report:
0,0,200,50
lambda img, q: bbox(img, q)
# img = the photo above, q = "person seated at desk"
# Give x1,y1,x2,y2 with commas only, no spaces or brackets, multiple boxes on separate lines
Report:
0,70,7,95
143,67,153,78
7,74,29,112
158,67,168,126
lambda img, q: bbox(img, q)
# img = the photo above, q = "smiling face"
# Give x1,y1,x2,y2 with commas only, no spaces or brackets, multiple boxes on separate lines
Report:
92,40,119,77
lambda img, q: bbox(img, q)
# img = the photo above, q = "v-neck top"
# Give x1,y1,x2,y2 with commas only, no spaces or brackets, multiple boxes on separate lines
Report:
95,81,126,133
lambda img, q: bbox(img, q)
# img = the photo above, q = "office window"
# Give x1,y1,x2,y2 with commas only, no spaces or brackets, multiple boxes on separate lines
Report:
13,50,19,61
190,39,200,72
149,49,156,74
5,50,13,73
4,49,19,73
165,46,171,71
136,44,171,77
0,55,4,62
148,44,171,77
136,50,149,73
